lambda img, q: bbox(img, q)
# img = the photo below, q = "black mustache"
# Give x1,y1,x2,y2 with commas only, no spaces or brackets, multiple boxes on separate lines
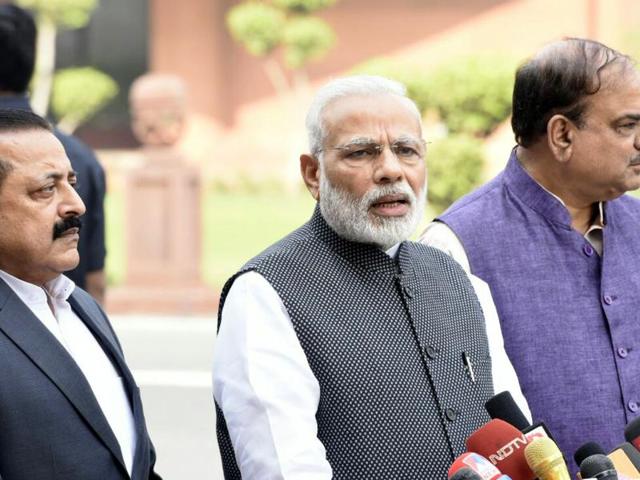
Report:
53,216,82,240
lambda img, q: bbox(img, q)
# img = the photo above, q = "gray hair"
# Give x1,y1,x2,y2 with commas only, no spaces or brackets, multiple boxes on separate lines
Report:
305,75,421,158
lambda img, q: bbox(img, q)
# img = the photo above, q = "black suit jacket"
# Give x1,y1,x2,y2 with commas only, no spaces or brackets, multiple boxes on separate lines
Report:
0,278,161,479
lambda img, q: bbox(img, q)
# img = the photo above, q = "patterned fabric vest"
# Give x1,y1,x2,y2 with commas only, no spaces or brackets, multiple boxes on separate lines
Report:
216,207,493,479
438,150,640,476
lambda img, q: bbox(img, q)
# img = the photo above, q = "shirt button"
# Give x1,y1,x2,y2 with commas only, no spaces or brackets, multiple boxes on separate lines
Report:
618,347,629,358
629,401,639,413
403,285,414,299
603,295,613,305
445,408,458,422
583,244,594,257
424,345,438,360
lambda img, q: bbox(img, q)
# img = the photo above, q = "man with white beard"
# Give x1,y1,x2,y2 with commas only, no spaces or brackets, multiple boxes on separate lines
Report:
212,75,528,480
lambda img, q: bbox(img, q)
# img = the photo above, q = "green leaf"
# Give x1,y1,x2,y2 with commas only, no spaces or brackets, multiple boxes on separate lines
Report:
51,67,118,128
427,134,485,212
226,3,285,56
282,17,335,69
272,0,337,14
17,0,98,29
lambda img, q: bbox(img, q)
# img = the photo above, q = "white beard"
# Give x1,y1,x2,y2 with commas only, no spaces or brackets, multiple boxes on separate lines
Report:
318,170,425,250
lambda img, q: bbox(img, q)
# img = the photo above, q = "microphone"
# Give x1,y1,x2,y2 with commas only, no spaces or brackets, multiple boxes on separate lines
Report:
575,442,606,469
580,454,618,480
607,443,640,479
624,418,640,452
524,437,571,480
450,467,484,480
466,418,535,480
485,391,553,442
448,452,511,480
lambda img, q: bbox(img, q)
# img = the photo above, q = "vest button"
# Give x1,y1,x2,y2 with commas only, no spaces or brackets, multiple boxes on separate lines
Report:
618,347,629,358
445,408,458,422
403,285,414,299
603,295,613,305
629,401,639,413
424,345,438,359
583,244,594,257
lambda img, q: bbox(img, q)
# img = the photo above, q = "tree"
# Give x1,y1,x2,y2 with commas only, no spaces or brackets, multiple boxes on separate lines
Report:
17,0,118,131
226,0,337,94
51,67,118,133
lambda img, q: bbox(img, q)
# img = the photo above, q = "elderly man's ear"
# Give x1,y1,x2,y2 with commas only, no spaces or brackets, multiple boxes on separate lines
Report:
547,114,575,162
300,154,321,201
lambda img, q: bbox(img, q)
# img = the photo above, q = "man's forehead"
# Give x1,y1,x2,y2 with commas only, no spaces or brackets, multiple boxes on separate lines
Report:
0,129,68,166
323,95,421,140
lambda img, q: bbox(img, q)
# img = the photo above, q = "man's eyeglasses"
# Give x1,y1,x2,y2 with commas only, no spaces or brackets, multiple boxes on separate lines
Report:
317,138,428,163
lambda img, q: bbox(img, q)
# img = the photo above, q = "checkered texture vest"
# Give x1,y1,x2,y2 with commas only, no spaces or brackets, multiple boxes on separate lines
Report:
215,207,493,479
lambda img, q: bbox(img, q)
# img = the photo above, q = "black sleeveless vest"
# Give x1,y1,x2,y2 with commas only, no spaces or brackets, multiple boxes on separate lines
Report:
216,208,492,479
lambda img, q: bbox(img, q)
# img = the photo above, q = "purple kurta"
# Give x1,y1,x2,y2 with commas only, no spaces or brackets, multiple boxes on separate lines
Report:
439,150,640,472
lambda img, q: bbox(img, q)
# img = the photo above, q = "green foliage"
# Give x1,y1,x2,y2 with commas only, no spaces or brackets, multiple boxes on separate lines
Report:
282,17,335,69
427,134,485,212
351,57,432,113
273,0,337,14
354,55,516,137
51,67,118,129
226,0,337,70
426,56,515,136
17,0,97,29
226,3,285,56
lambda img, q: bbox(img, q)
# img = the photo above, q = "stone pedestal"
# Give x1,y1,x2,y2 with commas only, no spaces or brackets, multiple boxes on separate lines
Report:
105,74,217,315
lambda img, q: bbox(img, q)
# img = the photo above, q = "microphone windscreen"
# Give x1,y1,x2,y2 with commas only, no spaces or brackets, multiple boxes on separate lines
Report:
449,467,483,480
580,454,618,480
466,419,535,480
448,452,502,480
625,417,640,449
575,441,606,468
485,391,531,431
524,437,569,479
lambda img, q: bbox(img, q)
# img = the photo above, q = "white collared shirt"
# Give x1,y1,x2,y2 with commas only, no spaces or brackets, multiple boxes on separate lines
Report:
213,244,530,480
0,270,137,475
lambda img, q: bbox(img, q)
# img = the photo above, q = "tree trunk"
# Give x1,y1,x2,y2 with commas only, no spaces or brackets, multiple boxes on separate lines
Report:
31,15,57,117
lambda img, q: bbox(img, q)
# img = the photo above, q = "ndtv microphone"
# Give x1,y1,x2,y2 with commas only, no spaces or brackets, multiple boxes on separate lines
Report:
448,452,510,480
624,417,640,452
524,437,571,480
466,419,536,480
580,454,618,480
485,391,553,442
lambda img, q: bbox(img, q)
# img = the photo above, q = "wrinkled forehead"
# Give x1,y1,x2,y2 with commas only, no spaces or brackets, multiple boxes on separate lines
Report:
322,94,423,144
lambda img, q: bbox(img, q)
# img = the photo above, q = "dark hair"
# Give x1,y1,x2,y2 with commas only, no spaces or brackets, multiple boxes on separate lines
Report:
512,38,634,147
0,109,52,186
0,4,36,93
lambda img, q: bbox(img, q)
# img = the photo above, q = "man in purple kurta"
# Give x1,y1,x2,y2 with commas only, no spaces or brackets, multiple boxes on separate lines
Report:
421,38,640,473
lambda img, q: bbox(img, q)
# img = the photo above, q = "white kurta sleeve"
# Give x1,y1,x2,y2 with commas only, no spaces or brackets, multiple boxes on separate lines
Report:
213,271,333,480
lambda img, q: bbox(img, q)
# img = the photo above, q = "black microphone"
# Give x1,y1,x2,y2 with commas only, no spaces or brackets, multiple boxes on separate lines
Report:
449,467,483,480
624,417,640,452
485,391,554,441
575,442,606,469
580,454,618,480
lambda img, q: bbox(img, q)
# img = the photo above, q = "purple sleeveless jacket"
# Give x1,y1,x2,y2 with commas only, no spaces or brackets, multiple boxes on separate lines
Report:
439,149,640,470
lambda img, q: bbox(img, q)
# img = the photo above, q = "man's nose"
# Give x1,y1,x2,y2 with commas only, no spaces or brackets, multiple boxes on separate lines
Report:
59,183,86,218
373,147,403,184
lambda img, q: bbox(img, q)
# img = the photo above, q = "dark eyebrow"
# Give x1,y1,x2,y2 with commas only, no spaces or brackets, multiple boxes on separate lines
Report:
43,170,77,181
616,114,640,123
